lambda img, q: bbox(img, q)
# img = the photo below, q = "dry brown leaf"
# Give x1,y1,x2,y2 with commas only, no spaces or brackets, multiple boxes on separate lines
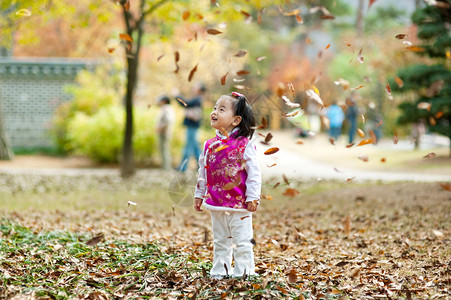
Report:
206,28,222,35
236,70,250,76
287,269,297,284
423,152,436,159
438,182,451,191
283,188,299,197
176,97,187,107
119,33,133,42
234,50,247,57
264,147,279,155
182,10,190,20
220,73,228,85
188,64,198,82
357,138,373,146
357,128,365,138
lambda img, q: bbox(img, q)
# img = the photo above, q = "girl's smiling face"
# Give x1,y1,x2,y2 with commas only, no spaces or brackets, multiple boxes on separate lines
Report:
210,96,242,133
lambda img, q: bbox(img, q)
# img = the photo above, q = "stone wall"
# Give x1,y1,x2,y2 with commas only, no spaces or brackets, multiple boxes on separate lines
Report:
0,58,95,149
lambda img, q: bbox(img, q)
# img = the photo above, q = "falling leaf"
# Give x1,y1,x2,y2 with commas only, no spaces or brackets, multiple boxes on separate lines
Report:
264,133,273,143
124,0,130,11
403,40,412,46
15,9,32,16
381,158,386,163
207,28,222,35
385,82,392,95
369,129,378,144
334,78,350,90
176,97,187,107
393,132,399,144
396,33,407,39
234,50,247,57
219,127,229,138
325,43,331,50
329,137,335,145
264,147,279,155
182,10,190,20
236,70,250,76
157,54,164,61
119,33,133,42
351,85,365,91
188,64,198,82
256,56,267,61
284,8,301,16
240,10,250,18
281,96,300,108
215,144,229,153
220,72,228,85
261,194,273,200
127,201,137,206
423,152,436,159
107,48,116,54
283,188,299,197
305,89,324,107
266,163,277,168
357,49,364,63
343,215,351,234
395,76,404,88
296,14,303,24
287,269,297,284
282,110,299,118
257,117,267,129
240,215,250,220
296,140,304,145
358,154,368,162
406,46,425,52
435,111,444,119
357,128,365,138
346,143,355,148
368,0,377,9
306,37,312,44
346,177,356,182
174,51,180,63
282,174,290,185
357,138,373,146
272,182,280,189
287,83,295,97
417,102,431,110
438,182,451,191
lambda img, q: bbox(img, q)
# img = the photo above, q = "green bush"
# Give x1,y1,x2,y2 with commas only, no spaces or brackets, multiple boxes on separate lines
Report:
67,106,182,166
52,65,123,152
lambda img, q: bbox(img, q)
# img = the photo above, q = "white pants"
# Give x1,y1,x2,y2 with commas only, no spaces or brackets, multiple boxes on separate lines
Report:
210,210,255,277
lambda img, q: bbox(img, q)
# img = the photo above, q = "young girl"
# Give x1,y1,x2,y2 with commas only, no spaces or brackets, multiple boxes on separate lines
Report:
194,92,261,279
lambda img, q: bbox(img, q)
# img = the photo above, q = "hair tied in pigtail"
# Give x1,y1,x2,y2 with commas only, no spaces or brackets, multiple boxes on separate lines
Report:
231,91,245,101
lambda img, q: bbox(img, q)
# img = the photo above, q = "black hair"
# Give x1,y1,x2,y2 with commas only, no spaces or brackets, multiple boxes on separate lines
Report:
229,92,255,139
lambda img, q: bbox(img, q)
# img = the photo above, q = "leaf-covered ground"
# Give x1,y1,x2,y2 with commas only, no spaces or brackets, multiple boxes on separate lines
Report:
0,172,450,299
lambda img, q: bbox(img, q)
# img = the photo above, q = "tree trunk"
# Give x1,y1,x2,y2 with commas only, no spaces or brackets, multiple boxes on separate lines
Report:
356,0,365,36
0,102,14,160
120,58,136,177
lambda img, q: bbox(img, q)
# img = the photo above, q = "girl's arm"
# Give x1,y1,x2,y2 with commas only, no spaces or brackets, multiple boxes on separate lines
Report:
194,142,207,201
243,141,262,203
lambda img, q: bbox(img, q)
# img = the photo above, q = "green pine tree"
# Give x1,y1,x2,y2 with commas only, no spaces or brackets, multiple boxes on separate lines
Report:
391,1,451,155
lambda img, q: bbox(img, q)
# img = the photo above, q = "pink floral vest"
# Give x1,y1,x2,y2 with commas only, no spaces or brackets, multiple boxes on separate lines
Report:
204,134,249,210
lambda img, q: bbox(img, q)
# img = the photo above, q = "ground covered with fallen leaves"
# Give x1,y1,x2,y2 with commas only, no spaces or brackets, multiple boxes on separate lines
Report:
0,172,450,299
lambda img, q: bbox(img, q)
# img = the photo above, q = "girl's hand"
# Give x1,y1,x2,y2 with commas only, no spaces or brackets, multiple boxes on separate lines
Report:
194,197,203,211
246,200,258,212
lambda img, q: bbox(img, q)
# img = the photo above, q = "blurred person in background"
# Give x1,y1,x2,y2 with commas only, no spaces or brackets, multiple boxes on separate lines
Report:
326,101,345,141
175,82,206,172
346,94,359,144
156,95,175,170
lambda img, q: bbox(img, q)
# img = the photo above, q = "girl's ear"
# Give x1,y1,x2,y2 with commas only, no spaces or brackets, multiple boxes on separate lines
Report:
232,115,242,126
